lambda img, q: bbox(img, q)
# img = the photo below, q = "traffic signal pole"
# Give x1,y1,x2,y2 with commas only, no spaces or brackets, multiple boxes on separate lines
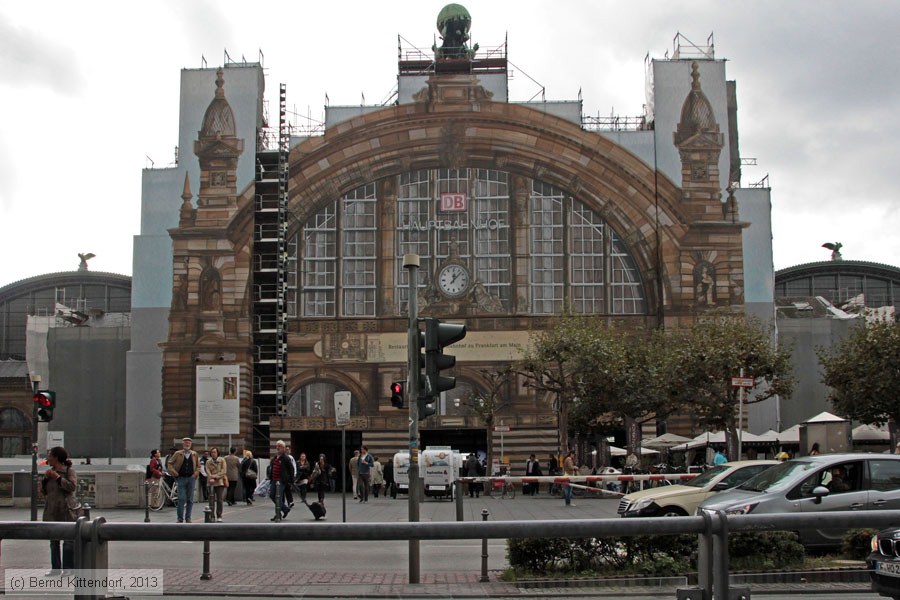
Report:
29,375,40,522
403,254,421,584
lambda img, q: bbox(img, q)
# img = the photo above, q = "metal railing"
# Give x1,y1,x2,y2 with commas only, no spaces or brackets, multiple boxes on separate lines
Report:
1,510,894,599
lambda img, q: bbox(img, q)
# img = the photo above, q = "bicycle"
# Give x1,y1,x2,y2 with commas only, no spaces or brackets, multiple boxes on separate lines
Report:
147,478,178,511
492,479,516,499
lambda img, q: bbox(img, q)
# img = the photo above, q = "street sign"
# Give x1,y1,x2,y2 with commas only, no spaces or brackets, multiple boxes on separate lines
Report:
731,377,755,388
493,425,511,433
334,391,351,427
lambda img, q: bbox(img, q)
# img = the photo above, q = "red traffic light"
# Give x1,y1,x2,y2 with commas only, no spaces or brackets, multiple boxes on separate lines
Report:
391,382,402,395
33,392,52,407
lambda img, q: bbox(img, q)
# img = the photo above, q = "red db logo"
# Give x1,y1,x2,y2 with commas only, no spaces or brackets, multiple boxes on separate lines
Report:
439,193,467,213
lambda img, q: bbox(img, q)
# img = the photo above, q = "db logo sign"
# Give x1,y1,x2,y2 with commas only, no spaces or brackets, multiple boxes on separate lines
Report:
439,193,467,213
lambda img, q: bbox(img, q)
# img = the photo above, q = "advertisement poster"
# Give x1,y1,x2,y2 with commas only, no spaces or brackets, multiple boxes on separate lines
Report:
334,391,351,427
79,473,96,506
0,473,13,507
196,365,240,435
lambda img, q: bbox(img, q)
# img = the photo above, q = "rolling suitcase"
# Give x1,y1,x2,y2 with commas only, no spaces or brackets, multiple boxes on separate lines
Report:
305,500,326,520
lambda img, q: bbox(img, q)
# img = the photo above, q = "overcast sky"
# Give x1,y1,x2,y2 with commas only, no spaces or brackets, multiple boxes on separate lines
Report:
1,1,897,288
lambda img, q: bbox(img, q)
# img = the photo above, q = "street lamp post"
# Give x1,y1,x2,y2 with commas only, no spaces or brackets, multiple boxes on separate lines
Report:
403,253,421,584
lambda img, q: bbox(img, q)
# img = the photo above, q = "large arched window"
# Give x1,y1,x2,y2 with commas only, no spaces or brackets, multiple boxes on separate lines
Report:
293,170,646,318
285,382,357,418
0,407,29,457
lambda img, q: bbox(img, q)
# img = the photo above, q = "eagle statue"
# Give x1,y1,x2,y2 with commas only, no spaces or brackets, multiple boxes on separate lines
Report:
78,253,96,271
821,242,842,261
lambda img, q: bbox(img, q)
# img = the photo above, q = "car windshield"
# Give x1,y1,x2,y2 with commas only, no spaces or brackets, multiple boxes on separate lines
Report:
683,465,730,488
737,460,816,493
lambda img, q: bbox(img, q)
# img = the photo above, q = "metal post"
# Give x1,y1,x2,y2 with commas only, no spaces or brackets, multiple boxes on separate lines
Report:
404,253,421,584
144,480,151,523
480,509,490,582
341,426,346,523
274,480,282,522
455,480,464,521
738,368,745,460
712,510,729,600
200,507,212,580
29,375,40,522
697,510,713,600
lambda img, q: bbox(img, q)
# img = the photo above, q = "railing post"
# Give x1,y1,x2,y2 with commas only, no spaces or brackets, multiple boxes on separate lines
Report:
75,517,107,600
274,480,282,522
144,480,151,523
201,507,212,580
455,480,464,521
480,509,490,582
697,510,713,600
712,510,729,600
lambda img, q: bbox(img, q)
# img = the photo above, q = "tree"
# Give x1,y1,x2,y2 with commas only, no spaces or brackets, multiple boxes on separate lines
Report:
819,320,900,443
468,366,512,476
665,313,794,459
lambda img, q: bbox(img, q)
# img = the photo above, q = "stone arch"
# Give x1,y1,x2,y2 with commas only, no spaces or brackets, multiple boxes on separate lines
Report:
284,101,687,311
286,368,370,411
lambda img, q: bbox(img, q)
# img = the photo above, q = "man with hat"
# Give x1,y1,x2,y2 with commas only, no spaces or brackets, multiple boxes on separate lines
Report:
167,437,200,523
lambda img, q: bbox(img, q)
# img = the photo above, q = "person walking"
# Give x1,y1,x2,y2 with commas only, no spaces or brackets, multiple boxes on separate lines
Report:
465,453,480,498
167,437,200,523
42,446,77,575
713,449,728,465
284,446,298,508
563,450,579,507
525,454,542,496
224,447,241,506
348,450,360,499
296,452,312,503
205,447,227,522
310,454,333,506
372,455,384,498
356,446,375,503
384,455,395,499
240,450,258,505
147,449,164,481
198,450,209,501
267,440,294,520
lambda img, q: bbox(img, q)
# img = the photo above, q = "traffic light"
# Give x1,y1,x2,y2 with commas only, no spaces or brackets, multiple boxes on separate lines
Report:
390,381,405,409
33,390,56,422
419,317,466,420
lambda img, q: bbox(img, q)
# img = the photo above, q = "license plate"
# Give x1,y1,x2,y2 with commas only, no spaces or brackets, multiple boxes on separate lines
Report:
428,485,445,491
877,561,900,577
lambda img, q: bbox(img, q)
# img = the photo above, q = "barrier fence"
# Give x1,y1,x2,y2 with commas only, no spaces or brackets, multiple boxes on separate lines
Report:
0,510,894,600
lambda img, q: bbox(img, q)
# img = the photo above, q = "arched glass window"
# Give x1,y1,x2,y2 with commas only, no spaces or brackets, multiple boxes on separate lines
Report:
285,382,357,417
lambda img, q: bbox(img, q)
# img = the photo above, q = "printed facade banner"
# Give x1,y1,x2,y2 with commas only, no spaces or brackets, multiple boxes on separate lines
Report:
334,391,351,427
196,365,240,435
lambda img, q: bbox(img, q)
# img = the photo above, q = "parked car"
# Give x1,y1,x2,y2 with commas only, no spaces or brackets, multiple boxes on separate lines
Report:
867,527,900,599
618,460,777,517
698,453,900,548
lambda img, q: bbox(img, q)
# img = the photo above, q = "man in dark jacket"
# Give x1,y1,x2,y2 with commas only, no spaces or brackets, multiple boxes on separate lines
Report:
267,440,295,520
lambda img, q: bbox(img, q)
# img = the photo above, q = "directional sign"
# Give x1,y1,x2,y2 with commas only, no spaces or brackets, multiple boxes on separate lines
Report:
731,377,755,388
493,425,511,433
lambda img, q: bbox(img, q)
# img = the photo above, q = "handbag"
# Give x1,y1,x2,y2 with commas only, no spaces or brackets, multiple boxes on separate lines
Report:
64,467,85,521
247,465,258,480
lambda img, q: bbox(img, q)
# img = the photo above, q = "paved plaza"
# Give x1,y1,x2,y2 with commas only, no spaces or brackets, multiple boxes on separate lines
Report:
0,492,876,598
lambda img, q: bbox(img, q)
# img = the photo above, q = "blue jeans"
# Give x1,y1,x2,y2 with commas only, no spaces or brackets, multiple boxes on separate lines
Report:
269,480,288,516
564,482,574,505
176,476,196,521
50,540,73,571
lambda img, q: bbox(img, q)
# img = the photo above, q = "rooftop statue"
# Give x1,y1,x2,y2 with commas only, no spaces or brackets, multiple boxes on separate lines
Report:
434,4,478,59
78,252,95,271
822,242,843,261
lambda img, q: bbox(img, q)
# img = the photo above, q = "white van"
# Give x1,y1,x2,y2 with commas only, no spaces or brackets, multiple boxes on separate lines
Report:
392,451,410,496
422,447,460,501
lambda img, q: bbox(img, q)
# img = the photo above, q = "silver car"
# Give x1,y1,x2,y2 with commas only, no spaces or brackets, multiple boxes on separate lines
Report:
698,453,900,547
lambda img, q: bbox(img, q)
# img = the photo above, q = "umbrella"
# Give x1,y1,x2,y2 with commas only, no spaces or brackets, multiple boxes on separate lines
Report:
641,433,693,449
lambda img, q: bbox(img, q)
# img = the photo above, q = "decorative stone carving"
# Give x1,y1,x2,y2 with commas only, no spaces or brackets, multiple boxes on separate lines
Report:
199,266,222,311
693,261,717,307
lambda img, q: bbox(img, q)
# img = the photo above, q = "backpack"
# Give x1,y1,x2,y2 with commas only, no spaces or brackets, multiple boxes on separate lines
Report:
145,464,152,479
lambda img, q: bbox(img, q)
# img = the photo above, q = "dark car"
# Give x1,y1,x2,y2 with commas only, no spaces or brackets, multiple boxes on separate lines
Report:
868,527,900,599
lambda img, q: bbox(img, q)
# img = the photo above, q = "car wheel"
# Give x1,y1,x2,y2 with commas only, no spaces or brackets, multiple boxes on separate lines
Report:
661,507,688,517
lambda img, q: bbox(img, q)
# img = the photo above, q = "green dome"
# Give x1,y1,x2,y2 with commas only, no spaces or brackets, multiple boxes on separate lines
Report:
437,4,471,33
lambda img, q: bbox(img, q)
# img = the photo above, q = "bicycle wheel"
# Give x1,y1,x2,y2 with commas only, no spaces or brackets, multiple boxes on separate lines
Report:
148,481,165,511
505,483,515,499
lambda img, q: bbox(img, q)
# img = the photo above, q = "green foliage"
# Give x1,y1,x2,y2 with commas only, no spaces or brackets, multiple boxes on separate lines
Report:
728,531,805,571
819,320,900,426
842,528,878,560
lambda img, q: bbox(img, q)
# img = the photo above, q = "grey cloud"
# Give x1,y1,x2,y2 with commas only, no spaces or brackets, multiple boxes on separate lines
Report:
0,15,84,94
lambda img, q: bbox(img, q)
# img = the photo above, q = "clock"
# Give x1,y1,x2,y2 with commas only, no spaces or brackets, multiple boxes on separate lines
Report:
437,264,470,297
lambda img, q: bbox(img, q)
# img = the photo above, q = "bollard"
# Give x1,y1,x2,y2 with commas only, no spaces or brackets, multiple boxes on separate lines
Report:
454,480,464,522
200,508,212,580
144,480,151,523
480,509,490,582
82,505,91,520
274,481,282,522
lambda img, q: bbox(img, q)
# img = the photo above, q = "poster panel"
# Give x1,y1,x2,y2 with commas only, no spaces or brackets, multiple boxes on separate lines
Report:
196,365,240,435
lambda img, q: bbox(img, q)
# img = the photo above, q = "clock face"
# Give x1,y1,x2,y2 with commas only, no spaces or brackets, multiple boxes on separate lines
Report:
438,264,470,297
